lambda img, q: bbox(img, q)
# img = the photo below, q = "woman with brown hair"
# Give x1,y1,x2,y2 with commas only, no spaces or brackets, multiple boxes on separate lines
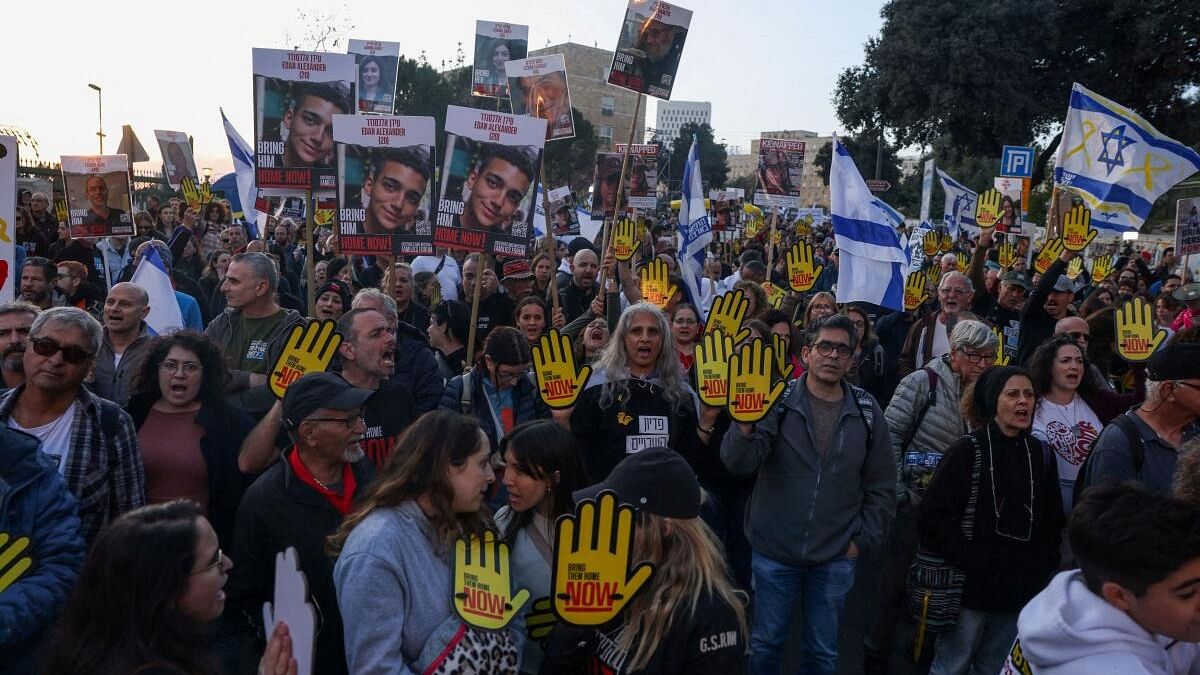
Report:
330,410,519,674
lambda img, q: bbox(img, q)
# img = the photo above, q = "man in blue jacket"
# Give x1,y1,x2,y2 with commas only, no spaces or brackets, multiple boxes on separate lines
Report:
0,425,86,673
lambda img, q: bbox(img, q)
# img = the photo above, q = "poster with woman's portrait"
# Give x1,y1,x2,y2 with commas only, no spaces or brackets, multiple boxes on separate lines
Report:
154,130,196,190
615,144,658,209
60,155,133,238
472,21,528,99
607,0,692,100
252,48,357,192
435,105,546,258
754,138,804,209
334,114,436,257
348,39,400,115
505,54,574,141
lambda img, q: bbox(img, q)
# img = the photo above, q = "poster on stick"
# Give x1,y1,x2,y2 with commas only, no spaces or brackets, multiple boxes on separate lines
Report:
333,114,436,257
60,155,133,238
252,48,356,192
614,144,658,210
754,138,805,209
154,130,197,190
505,54,575,141
607,0,692,99
434,105,546,258
472,21,528,99
0,137,15,303
547,186,581,236
1175,198,1200,258
348,39,400,115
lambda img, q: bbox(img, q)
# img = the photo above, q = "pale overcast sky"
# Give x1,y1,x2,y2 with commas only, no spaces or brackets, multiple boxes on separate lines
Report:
4,0,885,177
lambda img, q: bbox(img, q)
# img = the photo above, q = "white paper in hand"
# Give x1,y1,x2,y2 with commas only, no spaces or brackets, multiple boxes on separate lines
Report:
263,547,316,675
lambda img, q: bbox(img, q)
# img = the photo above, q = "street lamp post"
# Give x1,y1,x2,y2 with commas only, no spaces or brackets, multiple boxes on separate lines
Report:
87,83,104,153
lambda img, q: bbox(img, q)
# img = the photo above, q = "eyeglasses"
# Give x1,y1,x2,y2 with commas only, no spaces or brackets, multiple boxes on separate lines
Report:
939,287,971,296
191,548,225,575
29,336,93,365
160,359,202,375
957,349,996,365
305,414,363,429
1175,381,1200,392
811,341,852,358
495,365,531,384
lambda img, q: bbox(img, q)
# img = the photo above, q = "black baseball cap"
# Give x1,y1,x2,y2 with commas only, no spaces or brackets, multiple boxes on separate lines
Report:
1000,270,1031,289
1147,341,1200,381
573,447,701,519
282,372,373,428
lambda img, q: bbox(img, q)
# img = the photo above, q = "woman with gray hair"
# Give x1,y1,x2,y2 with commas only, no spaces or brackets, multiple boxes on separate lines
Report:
864,318,999,669
557,302,720,481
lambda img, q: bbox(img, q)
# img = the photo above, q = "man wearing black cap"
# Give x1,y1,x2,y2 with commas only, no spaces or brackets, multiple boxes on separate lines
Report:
1017,245,1078,365
226,372,375,675
1077,332,1200,495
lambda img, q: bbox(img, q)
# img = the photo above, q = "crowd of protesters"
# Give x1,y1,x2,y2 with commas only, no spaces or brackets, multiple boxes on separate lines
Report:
5,190,1200,675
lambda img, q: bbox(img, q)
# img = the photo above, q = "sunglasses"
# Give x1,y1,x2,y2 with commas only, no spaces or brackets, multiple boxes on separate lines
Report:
30,336,93,364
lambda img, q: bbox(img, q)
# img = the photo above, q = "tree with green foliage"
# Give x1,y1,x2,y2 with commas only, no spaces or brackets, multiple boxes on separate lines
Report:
813,134,920,214
667,123,729,197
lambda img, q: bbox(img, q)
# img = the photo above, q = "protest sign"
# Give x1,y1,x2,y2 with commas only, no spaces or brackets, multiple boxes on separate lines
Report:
607,0,692,99
506,54,574,140
348,39,399,115
453,530,529,630
1115,297,1167,362
546,186,580,236
263,548,316,675
252,48,356,192
754,138,805,209
0,137,14,303
472,21,528,99
269,321,343,399
434,105,546,258
60,155,133,238
154,130,197,190
532,329,592,409
1176,198,1200,257
993,176,1025,235
709,189,739,232
727,339,786,423
614,144,658,209
333,114,435,257
552,491,654,626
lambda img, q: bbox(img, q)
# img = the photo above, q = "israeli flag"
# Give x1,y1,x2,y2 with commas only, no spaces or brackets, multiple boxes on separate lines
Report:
221,108,264,238
678,139,713,318
830,140,907,311
937,169,978,237
130,246,184,336
1055,83,1200,232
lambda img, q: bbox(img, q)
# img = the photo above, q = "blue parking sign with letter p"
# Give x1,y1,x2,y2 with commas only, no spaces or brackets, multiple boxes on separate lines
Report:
1000,146,1034,178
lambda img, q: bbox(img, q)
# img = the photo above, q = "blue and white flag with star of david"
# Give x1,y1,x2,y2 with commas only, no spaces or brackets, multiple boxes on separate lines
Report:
1054,83,1200,233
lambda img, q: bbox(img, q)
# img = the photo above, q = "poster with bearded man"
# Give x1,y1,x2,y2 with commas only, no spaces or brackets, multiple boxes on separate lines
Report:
607,0,692,99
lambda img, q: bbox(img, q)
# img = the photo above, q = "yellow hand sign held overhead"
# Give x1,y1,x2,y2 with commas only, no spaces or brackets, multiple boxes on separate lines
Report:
1061,204,1098,252
773,333,795,380
786,241,822,292
706,289,751,343
975,189,1003,229
1034,238,1065,275
727,339,787,424
453,530,530,630
611,217,640,262
638,258,676,308
1115,297,1167,363
1090,255,1113,282
694,330,734,407
904,270,929,311
269,320,343,399
532,329,593,409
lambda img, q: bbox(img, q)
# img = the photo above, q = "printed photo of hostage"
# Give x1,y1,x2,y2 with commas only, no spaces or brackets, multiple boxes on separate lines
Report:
754,138,805,209
154,130,197,190
505,54,575,140
333,114,436,257
435,105,546,258
547,186,580,236
616,144,659,210
472,20,529,99
348,39,400,114
607,0,692,100
60,155,133,239
252,48,356,192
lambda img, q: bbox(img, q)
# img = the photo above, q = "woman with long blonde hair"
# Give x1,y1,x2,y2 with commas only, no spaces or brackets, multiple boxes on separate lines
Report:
541,447,748,674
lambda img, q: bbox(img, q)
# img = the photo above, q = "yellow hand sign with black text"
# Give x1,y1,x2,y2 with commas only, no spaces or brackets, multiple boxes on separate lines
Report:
611,217,640,262
939,232,954,254
532,329,593,409
1061,205,1098,252
706,289,751,342
975,189,1003,229
1066,257,1083,280
922,231,939,257
773,333,795,380
453,530,530,631
786,241,822,292
998,240,1016,269
1091,254,1113,282
992,327,1011,366
270,320,342,399
727,339,787,423
745,216,762,239
926,262,942,288
1034,238,1064,275
54,199,68,224
0,532,32,593
638,258,676,309
1115,297,1167,362
904,270,929,311
525,597,556,644
762,282,785,309
957,256,969,274
552,491,655,626
694,330,733,407
181,176,201,211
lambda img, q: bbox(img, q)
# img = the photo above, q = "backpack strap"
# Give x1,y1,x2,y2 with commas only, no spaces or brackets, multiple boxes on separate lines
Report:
850,383,877,452
459,371,474,415
1110,413,1146,476
900,367,939,454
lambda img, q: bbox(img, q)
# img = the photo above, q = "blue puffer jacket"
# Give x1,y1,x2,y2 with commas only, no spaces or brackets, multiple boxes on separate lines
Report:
0,427,86,674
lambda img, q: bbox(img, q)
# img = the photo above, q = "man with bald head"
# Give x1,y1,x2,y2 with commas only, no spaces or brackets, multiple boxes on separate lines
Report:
92,282,152,406
559,247,600,323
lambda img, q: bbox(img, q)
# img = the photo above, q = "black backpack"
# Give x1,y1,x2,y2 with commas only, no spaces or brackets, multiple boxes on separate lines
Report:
1072,413,1145,506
